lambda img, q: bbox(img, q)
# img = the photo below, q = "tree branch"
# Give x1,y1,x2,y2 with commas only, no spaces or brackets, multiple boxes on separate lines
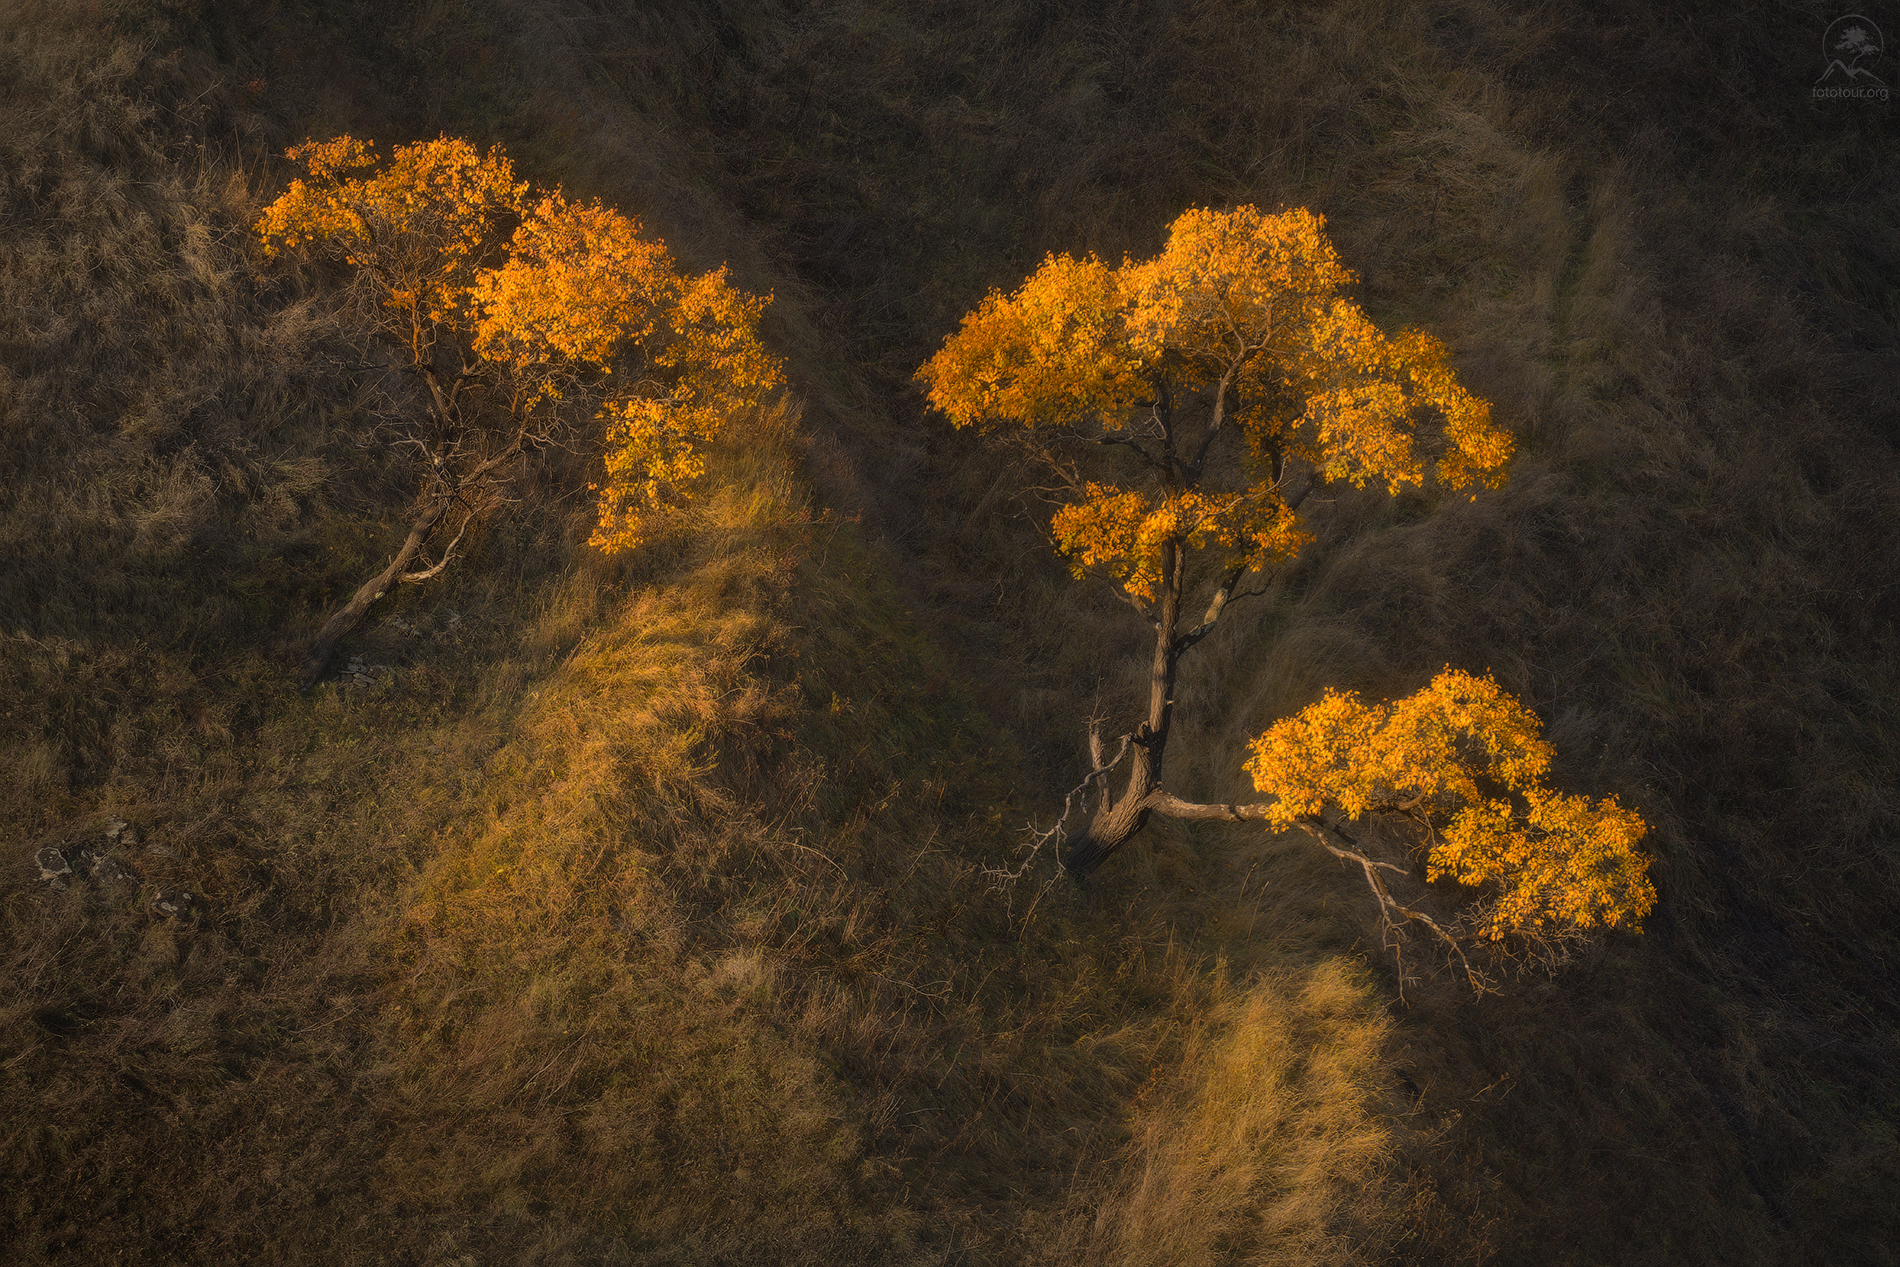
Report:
299,496,450,690
1173,560,1254,655
1297,816,1488,996
1110,582,1159,628
1143,797,1484,991
1091,430,1166,472
1144,790,1276,822
1187,357,1246,478
399,506,474,583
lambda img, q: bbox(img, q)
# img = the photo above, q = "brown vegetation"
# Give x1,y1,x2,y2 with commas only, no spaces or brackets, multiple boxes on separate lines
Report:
2,1,1896,1264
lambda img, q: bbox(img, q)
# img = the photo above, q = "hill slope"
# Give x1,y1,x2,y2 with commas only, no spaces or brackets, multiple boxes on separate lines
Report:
2,1,1895,1263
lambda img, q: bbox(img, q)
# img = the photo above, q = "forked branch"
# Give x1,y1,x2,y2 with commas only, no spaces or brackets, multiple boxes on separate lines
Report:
1296,815,1488,997
983,727,1137,890
399,504,475,583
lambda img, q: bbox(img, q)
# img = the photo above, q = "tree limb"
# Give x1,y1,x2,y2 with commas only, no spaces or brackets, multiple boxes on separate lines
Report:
1173,560,1254,654
399,506,474,583
1144,790,1276,822
1091,430,1165,472
1297,816,1488,996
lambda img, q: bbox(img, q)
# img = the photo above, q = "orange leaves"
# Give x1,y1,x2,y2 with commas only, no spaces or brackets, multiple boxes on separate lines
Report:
918,251,1140,430
473,193,671,373
1386,328,1511,494
258,136,527,330
1050,484,1178,602
918,206,1511,492
1051,484,1312,601
587,397,709,553
664,265,781,402
1245,670,1656,939
1380,667,1555,796
1302,378,1426,492
916,205,1513,616
256,136,780,554
585,266,781,552
1244,686,1385,824
1438,789,1654,935
1121,205,1353,363
254,137,378,257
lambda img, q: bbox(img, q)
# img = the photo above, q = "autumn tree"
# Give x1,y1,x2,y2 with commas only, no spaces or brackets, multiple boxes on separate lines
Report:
257,136,780,688
918,205,1513,875
1245,668,1656,990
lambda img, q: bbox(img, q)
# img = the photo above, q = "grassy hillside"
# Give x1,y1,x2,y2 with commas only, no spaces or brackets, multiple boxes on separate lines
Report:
2,0,1895,1263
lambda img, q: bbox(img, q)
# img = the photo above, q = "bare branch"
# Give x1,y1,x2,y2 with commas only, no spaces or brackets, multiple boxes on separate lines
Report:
1092,430,1166,472
1298,816,1490,997
1109,583,1160,628
982,730,1137,892
399,505,474,583
1174,560,1255,655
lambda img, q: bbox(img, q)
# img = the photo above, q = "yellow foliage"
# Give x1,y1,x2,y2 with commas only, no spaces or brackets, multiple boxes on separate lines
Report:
917,206,1512,603
257,137,780,552
585,265,781,552
1245,669,1657,940
1119,204,1355,366
919,250,1142,429
472,192,673,374
257,136,526,333
1051,483,1312,602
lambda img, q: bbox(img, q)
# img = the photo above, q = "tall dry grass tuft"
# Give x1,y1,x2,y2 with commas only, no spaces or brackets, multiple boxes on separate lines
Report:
1035,961,1400,1267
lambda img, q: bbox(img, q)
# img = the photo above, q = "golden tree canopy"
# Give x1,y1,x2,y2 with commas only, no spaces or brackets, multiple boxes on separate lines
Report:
1245,669,1657,940
917,206,1513,603
257,136,781,552
256,136,527,340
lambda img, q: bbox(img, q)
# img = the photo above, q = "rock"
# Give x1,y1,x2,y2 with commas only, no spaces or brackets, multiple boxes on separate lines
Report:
35,846,70,882
152,891,196,919
340,654,391,688
85,850,138,885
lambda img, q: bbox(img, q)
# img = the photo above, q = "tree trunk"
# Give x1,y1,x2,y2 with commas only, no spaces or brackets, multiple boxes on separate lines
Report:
1059,532,1296,874
1062,767,1155,876
1064,541,1185,876
298,498,448,690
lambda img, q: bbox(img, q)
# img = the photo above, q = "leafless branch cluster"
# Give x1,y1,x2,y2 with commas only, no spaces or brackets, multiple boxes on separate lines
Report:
981,715,1139,894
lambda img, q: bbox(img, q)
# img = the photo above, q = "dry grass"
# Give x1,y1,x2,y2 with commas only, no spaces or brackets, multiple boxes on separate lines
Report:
3,0,1897,1263
1027,960,1402,1267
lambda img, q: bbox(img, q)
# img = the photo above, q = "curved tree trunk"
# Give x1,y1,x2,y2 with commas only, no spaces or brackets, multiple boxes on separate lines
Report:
298,498,448,690
1064,539,1184,876
1055,455,1307,877
1063,776,1278,874
1063,752,1158,877
1059,544,1284,876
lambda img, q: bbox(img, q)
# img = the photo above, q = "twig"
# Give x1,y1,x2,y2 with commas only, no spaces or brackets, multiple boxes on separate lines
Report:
981,730,1137,893
1300,816,1492,998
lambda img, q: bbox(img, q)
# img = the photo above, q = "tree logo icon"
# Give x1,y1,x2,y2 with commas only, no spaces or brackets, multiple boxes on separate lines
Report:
1816,15,1888,97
